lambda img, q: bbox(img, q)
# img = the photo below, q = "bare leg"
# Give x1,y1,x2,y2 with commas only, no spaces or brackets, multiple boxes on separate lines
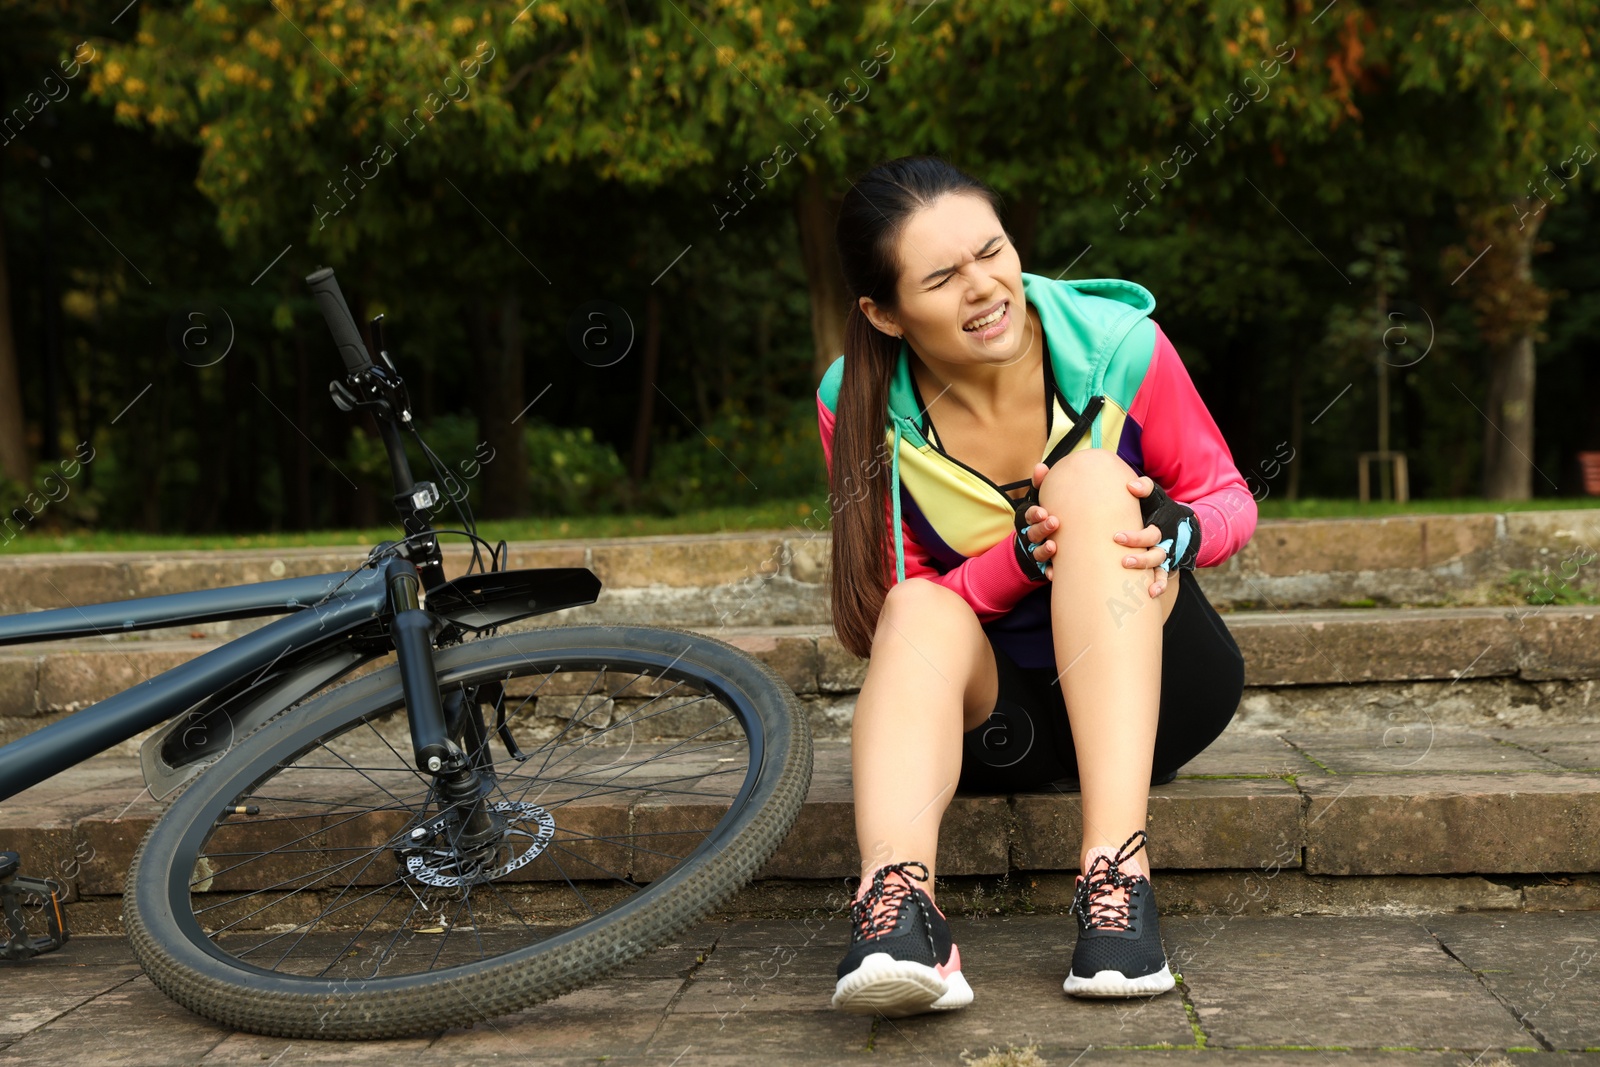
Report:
1038,449,1181,873
850,578,997,903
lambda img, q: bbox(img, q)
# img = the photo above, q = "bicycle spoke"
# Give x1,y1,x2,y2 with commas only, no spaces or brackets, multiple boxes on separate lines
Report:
167,642,777,985
544,843,647,891
543,849,598,919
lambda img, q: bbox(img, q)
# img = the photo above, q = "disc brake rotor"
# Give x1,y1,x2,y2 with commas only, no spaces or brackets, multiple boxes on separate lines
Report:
400,801,555,888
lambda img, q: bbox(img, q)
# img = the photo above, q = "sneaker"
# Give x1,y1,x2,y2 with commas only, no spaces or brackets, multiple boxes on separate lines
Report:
831,861,973,1017
1062,830,1176,997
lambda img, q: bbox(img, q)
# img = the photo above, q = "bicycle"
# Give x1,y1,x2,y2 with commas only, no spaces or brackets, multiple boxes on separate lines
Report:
0,268,813,1039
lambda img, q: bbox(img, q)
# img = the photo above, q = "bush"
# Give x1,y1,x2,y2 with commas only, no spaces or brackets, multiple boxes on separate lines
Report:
523,421,632,516
345,402,825,521
643,395,826,514
0,451,104,546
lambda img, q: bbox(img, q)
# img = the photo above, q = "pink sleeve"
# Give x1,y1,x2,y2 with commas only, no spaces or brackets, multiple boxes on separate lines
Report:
1127,324,1257,568
818,394,1041,622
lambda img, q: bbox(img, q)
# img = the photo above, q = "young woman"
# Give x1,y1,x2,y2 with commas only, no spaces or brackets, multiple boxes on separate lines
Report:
815,156,1255,1017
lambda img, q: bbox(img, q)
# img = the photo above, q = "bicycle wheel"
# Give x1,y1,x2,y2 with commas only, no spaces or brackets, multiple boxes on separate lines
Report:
125,624,812,1039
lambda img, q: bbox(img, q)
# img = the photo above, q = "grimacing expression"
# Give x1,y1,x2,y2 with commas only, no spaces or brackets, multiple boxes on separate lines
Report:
863,192,1032,370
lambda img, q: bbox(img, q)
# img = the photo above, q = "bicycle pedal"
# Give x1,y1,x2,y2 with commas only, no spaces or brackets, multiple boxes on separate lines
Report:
1,851,71,961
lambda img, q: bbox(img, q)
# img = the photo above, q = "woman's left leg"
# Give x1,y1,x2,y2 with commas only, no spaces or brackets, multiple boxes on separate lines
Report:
1035,448,1182,872
1037,447,1185,998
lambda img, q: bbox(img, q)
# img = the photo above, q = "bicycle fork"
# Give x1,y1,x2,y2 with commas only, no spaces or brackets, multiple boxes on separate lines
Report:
388,568,497,853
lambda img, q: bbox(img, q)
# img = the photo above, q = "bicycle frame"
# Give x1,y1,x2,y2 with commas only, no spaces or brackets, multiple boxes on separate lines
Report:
0,559,602,804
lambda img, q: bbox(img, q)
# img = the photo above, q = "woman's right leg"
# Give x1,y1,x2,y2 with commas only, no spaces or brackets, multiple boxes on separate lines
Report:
851,576,999,900
834,576,993,1016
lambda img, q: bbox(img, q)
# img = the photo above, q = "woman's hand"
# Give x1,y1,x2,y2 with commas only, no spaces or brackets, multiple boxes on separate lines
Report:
1117,475,1177,599
1017,462,1061,581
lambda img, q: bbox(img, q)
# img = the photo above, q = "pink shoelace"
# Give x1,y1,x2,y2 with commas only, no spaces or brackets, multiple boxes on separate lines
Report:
1071,830,1149,931
850,861,931,941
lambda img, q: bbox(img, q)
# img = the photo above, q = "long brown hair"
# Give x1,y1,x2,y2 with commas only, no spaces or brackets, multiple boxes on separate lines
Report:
828,156,1005,660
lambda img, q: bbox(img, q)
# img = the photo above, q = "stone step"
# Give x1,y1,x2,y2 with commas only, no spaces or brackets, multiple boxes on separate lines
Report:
0,508,1594,635
2,605,1595,743
3,724,1597,933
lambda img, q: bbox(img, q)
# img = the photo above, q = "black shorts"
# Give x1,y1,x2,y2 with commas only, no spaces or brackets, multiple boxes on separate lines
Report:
957,570,1244,794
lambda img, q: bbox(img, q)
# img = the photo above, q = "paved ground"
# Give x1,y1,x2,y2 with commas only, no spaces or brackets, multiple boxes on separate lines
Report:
2,912,1596,1065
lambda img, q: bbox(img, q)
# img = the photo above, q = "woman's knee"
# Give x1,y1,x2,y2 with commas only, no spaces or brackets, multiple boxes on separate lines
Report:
872,578,997,712
877,576,974,627
1038,447,1139,515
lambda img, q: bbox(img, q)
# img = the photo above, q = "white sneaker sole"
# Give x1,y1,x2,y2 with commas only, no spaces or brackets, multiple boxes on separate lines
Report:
832,953,974,1017
1062,963,1175,998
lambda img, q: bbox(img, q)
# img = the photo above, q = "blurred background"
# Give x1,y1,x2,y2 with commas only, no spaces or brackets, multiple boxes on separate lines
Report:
1,0,1597,550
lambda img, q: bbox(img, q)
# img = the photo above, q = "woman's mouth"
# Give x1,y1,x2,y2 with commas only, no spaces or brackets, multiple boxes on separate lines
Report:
962,300,1009,340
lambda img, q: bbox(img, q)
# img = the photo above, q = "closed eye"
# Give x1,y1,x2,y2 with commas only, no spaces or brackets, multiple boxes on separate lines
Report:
931,248,1003,290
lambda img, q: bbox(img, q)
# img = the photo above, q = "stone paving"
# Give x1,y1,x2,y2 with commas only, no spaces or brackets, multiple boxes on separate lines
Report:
6,726,1600,933
0,510,1595,625
2,913,1597,1065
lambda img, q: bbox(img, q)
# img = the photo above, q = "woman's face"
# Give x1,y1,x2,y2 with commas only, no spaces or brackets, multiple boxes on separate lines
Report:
861,192,1031,370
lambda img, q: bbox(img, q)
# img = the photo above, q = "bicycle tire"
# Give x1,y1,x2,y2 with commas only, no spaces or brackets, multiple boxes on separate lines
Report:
124,623,812,1039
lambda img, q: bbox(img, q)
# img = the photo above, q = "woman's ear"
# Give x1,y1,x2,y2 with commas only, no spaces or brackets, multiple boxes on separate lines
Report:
858,296,899,338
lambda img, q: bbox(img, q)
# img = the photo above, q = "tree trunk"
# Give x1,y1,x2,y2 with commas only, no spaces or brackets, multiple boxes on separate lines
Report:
40,186,61,463
629,289,662,484
1286,353,1303,502
794,167,849,386
475,293,530,518
142,385,168,531
1008,191,1042,271
1482,329,1537,499
1455,200,1548,501
0,202,31,483
194,360,223,531
291,335,312,529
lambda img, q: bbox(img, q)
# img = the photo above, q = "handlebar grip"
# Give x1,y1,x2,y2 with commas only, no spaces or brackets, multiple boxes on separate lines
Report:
305,267,373,374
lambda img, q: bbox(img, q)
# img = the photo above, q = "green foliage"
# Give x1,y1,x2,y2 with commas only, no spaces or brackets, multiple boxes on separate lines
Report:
0,455,104,543
344,413,634,518
349,404,826,521
523,420,633,517
1,0,1598,541
645,396,827,515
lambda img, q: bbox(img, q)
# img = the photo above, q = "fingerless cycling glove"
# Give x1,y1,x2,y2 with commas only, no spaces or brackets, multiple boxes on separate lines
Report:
1139,479,1202,573
1012,486,1051,583
1011,476,1202,581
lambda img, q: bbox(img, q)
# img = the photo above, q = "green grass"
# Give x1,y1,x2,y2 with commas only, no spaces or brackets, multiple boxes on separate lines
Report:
1255,496,1599,519
0,499,832,555
1175,773,1286,780
1291,748,1336,775
1175,974,1208,1049
2,494,1594,555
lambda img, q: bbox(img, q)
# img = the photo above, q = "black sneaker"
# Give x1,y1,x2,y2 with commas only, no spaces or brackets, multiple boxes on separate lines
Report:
1062,830,1175,997
832,861,973,1017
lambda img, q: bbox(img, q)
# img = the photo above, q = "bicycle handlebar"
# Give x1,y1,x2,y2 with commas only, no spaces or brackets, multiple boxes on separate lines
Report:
305,267,373,374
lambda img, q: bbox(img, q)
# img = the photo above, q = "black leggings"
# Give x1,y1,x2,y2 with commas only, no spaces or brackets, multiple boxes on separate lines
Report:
957,570,1244,794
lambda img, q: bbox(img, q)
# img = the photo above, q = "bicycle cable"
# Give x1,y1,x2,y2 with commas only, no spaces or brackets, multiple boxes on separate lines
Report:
307,527,503,609
407,425,488,577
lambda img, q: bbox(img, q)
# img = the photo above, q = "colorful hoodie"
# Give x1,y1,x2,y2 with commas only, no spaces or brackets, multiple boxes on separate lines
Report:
816,271,1257,671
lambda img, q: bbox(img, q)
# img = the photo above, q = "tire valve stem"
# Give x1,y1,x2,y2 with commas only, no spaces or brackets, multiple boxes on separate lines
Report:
228,805,260,816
